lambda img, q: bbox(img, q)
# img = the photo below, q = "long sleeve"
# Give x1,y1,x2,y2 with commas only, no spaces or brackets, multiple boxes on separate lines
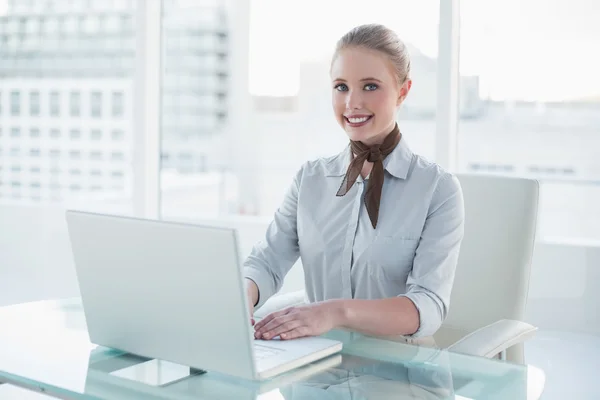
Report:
243,165,303,308
399,173,465,337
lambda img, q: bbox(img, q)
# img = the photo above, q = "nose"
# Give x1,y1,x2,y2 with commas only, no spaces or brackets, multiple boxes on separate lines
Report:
345,90,363,110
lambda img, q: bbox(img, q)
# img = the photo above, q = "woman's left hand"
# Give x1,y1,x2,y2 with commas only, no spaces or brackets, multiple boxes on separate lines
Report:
253,301,342,340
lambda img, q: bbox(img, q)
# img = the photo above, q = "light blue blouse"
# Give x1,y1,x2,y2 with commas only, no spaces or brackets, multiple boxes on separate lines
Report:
243,138,465,337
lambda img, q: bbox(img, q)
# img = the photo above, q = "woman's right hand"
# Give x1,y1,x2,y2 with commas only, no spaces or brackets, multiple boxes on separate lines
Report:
245,279,259,326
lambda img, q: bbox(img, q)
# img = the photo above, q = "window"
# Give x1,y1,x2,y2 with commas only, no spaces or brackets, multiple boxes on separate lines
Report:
11,165,21,173
70,91,81,117
160,0,440,219
111,171,124,178
106,15,120,33
30,148,41,157
90,169,102,176
111,91,124,117
30,182,41,189
91,91,102,117
91,129,102,140
49,149,61,158
90,151,102,160
29,91,40,116
459,0,600,240
10,91,20,116
26,18,40,34
0,91,2,115
65,15,78,34
10,128,20,137
50,129,60,138
69,150,82,159
111,129,124,141
30,166,41,173
111,152,125,161
30,128,41,138
69,129,81,139
83,16,100,34
49,91,60,116
69,169,82,176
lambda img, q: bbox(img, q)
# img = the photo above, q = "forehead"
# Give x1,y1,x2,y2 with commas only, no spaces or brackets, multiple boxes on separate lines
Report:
331,47,395,81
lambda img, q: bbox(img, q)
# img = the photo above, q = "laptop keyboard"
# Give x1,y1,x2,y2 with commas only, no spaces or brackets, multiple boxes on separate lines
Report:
254,343,285,361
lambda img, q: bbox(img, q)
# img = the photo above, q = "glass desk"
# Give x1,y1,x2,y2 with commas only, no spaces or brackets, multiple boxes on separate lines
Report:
0,298,545,399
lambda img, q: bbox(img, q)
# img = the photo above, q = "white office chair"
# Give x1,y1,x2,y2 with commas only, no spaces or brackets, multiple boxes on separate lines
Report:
255,174,540,363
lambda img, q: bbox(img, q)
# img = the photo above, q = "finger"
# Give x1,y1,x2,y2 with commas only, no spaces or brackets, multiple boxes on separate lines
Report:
255,312,297,337
254,307,293,331
262,319,305,340
260,318,305,339
251,318,255,326
279,326,310,340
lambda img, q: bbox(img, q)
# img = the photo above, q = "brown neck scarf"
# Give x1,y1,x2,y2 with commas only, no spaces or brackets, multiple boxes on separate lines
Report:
336,123,401,229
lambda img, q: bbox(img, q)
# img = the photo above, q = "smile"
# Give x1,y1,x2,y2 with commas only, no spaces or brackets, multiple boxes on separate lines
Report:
344,115,373,127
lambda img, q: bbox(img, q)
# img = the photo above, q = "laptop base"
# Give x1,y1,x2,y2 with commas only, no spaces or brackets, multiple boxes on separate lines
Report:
109,359,206,387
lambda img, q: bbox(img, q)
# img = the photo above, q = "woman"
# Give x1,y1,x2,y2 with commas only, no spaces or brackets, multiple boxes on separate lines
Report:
245,24,465,341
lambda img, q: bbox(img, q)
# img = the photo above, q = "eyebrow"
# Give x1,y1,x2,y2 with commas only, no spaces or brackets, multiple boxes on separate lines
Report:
333,77,383,83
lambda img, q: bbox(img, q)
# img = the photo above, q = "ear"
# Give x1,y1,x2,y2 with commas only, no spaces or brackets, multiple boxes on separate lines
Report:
396,79,412,106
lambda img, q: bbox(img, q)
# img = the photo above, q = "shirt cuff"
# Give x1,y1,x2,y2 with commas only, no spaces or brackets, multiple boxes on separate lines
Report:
243,265,276,309
399,291,444,338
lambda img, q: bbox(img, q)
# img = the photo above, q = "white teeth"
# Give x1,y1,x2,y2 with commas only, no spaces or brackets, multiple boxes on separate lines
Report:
348,116,370,123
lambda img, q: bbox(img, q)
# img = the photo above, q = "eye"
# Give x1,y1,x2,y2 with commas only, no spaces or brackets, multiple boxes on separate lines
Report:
334,83,348,92
364,83,378,91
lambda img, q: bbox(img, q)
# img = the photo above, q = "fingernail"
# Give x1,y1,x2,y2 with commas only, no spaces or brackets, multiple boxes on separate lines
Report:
281,333,286,339
263,333,269,339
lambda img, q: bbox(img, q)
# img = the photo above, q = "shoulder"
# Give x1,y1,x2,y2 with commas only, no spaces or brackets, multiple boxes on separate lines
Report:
298,147,348,178
408,154,462,200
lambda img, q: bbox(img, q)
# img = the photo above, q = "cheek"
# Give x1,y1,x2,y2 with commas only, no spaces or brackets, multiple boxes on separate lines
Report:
370,92,396,115
332,95,345,113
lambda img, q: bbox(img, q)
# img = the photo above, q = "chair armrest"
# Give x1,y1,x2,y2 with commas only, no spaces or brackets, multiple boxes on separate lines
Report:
254,290,306,319
446,319,537,358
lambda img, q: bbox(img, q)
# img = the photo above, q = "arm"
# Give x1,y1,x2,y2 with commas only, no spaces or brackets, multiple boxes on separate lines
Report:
246,278,259,308
334,297,419,336
334,173,465,337
243,166,303,309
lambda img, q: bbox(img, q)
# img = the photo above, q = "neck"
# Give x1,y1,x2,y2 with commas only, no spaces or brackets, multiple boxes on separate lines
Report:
355,121,398,148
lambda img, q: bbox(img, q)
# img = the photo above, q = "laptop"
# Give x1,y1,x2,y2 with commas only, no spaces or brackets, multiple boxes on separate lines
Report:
65,210,342,381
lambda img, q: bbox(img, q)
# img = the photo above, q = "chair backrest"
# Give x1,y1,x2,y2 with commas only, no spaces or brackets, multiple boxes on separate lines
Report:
444,174,539,332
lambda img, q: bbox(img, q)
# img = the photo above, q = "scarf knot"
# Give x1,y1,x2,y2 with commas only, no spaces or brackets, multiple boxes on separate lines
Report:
367,147,382,163
336,123,401,229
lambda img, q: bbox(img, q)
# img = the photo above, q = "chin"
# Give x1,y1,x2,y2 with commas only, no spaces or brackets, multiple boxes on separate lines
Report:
342,123,377,143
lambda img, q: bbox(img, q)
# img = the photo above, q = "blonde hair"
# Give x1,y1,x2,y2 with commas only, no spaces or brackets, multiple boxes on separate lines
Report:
333,24,411,84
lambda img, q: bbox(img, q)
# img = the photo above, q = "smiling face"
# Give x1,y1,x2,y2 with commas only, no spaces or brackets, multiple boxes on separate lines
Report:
331,46,411,146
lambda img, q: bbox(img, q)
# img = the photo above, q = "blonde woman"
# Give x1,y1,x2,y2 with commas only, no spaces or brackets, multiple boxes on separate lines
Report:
246,24,465,341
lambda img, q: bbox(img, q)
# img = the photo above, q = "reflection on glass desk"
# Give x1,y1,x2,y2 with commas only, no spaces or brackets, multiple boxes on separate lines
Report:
0,299,545,399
